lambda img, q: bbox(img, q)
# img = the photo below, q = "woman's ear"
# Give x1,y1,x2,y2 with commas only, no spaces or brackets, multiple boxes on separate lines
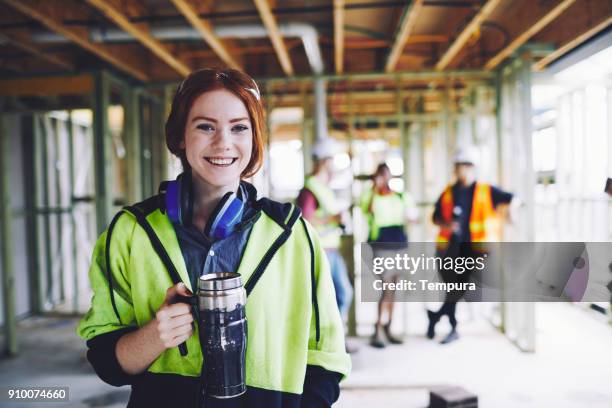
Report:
179,140,185,149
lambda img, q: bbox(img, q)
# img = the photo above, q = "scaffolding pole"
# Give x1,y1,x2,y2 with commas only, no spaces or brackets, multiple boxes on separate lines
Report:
93,71,113,235
40,115,53,308
54,117,65,302
346,79,357,338
68,112,79,313
1,113,18,355
23,115,41,314
124,88,143,204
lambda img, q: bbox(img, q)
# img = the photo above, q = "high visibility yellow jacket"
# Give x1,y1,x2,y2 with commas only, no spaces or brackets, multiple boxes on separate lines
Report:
77,194,350,407
302,175,342,250
360,188,411,242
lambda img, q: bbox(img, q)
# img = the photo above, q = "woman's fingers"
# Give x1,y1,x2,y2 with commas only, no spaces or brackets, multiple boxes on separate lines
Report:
173,322,194,337
165,313,194,330
166,332,193,348
163,282,193,306
156,307,193,330
156,302,191,320
155,299,195,349
175,282,193,297
158,322,193,348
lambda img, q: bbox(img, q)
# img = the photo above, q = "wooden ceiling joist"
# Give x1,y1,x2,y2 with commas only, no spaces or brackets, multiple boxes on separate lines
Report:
169,0,241,70
385,0,424,72
2,0,149,81
0,74,93,96
0,31,74,70
180,39,302,60
533,15,612,71
86,0,191,77
334,0,345,74
435,0,502,71
485,0,576,70
253,0,294,76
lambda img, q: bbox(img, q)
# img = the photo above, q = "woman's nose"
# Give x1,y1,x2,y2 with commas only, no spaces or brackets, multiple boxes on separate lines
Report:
211,127,231,149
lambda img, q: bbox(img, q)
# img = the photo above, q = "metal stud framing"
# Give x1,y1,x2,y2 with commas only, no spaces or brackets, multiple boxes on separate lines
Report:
1,112,18,355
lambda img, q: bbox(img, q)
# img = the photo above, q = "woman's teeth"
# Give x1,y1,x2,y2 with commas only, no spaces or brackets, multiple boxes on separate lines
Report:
205,157,236,166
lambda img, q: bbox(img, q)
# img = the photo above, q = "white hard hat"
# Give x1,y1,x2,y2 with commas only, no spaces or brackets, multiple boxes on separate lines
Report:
453,145,479,165
312,137,338,160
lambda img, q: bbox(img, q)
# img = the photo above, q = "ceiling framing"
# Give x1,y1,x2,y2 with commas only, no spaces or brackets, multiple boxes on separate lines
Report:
0,0,609,82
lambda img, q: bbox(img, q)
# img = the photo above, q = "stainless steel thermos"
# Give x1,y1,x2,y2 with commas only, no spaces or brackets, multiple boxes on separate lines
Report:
197,272,248,399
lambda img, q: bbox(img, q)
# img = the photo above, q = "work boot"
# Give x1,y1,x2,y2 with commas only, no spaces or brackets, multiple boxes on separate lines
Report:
383,323,404,345
426,310,438,339
440,329,459,344
370,324,386,348
345,340,360,354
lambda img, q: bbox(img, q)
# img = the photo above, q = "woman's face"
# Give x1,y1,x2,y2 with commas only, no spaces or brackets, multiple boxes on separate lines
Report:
374,167,391,188
181,89,253,189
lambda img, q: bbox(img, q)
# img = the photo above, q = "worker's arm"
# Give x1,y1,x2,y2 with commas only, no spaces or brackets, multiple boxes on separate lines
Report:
115,284,193,375
77,214,194,384
300,220,351,407
490,186,518,223
297,188,341,225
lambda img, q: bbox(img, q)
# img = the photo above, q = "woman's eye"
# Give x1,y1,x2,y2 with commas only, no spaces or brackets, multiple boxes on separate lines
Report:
232,124,249,132
196,123,214,132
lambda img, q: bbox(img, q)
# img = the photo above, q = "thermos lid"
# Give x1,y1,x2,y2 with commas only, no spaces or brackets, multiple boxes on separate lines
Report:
199,272,243,291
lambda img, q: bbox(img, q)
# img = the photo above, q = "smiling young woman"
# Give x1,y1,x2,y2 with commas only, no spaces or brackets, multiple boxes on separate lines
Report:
78,68,351,407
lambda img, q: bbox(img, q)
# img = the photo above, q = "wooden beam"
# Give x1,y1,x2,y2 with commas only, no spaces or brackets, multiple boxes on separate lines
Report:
435,0,502,70
180,39,302,59
0,30,74,70
86,0,191,77
169,0,241,70
321,35,447,49
253,0,294,76
533,15,612,71
334,0,345,74
485,0,576,70
385,0,424,72
0,74,93,96
2,0,149,81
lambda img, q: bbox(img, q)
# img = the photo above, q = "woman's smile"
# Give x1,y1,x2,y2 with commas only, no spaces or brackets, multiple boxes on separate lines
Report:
204,156,238,167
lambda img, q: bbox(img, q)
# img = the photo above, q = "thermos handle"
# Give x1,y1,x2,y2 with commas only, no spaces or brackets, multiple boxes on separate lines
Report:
171,294,197,357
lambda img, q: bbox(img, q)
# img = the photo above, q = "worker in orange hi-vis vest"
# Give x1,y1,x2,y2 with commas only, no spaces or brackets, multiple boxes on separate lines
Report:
427,145,515,344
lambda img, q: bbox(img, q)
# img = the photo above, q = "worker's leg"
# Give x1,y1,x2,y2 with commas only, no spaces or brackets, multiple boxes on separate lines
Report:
325,249,353,320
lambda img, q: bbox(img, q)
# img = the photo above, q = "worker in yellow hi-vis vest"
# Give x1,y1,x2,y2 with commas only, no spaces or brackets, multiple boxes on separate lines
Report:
360,163,418,348
427,145,515,344
297,138,354,344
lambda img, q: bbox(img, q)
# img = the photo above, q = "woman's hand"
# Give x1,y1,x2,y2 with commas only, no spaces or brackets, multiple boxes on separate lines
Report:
116,282,194,375
153,283,194,350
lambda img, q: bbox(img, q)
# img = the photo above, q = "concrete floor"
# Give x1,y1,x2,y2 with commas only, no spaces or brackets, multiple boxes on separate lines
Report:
0,303,611,407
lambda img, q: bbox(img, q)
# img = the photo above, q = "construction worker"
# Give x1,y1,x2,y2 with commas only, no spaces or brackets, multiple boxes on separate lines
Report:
78,68,350,407
360,163,418,348
296,138,354,332
427,145,514,344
